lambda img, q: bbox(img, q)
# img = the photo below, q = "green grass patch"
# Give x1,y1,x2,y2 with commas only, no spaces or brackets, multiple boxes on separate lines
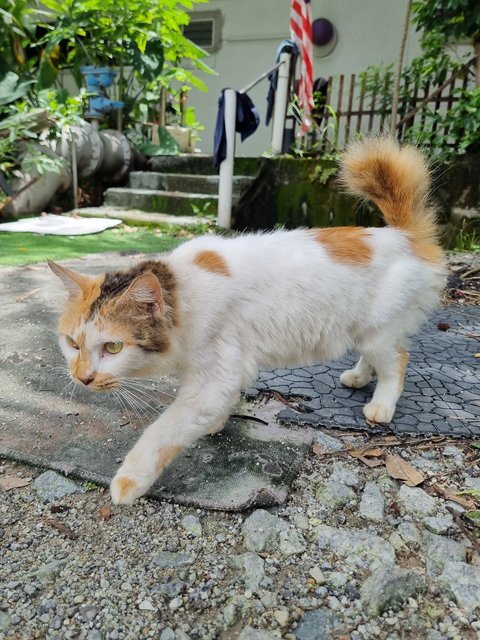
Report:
0,225,186,267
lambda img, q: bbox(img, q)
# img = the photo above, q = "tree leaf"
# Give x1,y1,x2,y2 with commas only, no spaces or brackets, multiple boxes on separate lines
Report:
0,475,32,491
385,454,424,486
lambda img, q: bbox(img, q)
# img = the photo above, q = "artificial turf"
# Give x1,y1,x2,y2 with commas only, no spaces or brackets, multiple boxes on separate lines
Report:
0,225,186,267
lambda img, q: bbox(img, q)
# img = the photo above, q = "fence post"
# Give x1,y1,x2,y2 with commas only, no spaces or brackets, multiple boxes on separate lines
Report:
217,88,237,229
271,52,291,155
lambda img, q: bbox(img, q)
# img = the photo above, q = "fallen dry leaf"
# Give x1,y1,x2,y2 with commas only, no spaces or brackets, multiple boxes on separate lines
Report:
474,353,480,359
99,506,113,520
385,454,424,487
348,447,384,459
0,476,32,491
43,517,79,540
15,288,40,302
432,484,477,510
358,456,385,468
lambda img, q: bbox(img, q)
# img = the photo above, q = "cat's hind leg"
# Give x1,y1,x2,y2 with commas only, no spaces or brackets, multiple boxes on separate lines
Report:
362,347,409,425
340,356,374,389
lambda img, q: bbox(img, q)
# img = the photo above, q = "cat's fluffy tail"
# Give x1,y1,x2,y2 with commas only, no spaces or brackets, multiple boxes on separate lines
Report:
339,137,443,263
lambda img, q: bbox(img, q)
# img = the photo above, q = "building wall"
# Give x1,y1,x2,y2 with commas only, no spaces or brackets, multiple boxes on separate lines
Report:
189,0,423,156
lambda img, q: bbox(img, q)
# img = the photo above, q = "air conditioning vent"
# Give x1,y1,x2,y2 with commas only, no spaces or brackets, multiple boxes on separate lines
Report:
185,11,221,52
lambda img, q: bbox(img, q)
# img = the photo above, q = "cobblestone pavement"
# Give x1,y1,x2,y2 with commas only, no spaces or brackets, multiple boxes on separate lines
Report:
247,305,480,438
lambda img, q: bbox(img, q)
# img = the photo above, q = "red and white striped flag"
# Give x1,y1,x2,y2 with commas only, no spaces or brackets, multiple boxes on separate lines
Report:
290,0,314,136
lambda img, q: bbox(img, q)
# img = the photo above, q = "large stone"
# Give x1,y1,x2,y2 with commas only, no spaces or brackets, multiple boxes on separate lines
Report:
316,480,356,506
242,509,288,553
314,525,395,571
33,470,84,503
437,561,480,614
360,567,424,616
294,608,346,640
398,485,437,517
150,552,193,569
359,482,385,522
423,532,467,577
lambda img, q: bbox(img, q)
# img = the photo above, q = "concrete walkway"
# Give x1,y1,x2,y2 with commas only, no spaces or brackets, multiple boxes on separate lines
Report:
1,252,478,511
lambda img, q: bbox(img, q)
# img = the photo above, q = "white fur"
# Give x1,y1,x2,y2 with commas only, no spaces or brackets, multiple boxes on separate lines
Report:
106,227,445,504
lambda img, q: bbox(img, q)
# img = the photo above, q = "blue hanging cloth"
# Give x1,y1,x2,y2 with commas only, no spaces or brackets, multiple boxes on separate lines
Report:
265,39,299,126
213,89,260,169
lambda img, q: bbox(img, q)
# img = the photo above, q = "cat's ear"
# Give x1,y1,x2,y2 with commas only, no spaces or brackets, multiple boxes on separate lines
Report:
48,260,91,299
118,272,164,315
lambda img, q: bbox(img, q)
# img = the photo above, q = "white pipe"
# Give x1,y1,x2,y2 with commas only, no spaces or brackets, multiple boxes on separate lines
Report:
270,53,291,155
217,88,237,229
71,131,79,209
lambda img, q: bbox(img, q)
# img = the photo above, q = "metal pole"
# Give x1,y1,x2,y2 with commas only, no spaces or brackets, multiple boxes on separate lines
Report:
217,88,237,229
270,52,291,155
71,131,79,210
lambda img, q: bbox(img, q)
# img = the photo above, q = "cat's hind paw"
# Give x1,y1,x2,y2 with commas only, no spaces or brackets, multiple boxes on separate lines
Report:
340,368,372,389
363,402,395,425
110,473,149,505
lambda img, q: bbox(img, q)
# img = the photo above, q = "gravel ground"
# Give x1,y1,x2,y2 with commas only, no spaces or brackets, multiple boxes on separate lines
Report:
1,434,480,640
0,251,479,640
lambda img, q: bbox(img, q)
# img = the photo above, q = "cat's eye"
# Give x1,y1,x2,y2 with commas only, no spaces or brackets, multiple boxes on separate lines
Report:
104,341,123,355
65,335,79,349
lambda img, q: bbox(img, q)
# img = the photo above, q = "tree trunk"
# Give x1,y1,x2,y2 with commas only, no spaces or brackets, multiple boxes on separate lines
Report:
475,39,480,87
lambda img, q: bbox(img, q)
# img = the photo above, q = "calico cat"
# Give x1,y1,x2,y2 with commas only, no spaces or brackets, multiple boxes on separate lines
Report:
49,137,445,505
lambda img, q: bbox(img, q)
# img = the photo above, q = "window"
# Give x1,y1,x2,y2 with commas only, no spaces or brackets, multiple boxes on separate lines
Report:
185,11,222,52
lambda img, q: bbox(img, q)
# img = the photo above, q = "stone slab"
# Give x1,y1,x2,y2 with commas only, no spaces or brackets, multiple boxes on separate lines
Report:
0,255,312,510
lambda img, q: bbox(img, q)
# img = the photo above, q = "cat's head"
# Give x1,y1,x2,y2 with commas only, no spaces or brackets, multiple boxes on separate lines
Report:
49,260,177,390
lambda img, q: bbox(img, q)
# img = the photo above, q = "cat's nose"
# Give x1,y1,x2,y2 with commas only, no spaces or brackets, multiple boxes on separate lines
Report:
77,374,94,386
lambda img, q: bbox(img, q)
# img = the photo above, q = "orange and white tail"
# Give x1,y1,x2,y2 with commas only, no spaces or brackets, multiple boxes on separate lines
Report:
339,137,444,263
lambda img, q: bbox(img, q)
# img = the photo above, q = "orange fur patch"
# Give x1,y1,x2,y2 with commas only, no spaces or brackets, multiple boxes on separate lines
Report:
115,476,138,500
410,239,445,265
397,349,410,394
311,227,373,265
58,276,104,335
194,250,231,276
156,445,182,473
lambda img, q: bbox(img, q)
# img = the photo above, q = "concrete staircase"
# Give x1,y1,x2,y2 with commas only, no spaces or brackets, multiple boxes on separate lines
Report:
98,155,257,225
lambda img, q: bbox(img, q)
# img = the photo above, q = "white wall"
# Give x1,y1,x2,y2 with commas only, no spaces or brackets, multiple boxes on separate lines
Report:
189,0,423,156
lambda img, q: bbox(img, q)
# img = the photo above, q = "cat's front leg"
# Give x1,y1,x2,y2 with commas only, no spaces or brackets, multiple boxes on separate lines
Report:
362,348,409,424
111,372,242,505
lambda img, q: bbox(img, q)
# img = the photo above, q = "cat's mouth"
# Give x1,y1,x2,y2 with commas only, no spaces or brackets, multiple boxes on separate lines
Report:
73,375,119,391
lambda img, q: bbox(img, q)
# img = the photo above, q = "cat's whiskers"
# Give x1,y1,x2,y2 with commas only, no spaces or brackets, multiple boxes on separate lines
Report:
121,387,159,417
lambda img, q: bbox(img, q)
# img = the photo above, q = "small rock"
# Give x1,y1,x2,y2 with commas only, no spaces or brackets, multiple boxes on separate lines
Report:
181,515,202,537
0,612,11,633
309,566,325,584
295,608,346,640
33,471,84,503
398,485,437,517
360,567,424,616
279,529,306,556
325,572,349,588
223,603,237,626
315,525,395,570
138,599,155,611
169,597,183,611
316,480,356,506
314,432,344,452
242,509,288,553
28,559,68,583
238,627,276,640
151,551,192,568
152,579,185,597
397,521,421,546
273,608,289,627
330,463,362,489
464,476,480,491
442,446,463,458
78,606,98,623
359,482,385,522
423,516,454,535
160,629,176,640
233,552,265,592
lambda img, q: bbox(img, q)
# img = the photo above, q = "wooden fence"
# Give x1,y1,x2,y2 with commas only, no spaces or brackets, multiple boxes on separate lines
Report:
308,57,476,151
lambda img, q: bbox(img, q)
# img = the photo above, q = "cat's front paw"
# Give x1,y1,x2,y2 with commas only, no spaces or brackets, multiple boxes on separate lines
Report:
110,472,150,505
363,402,395,425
